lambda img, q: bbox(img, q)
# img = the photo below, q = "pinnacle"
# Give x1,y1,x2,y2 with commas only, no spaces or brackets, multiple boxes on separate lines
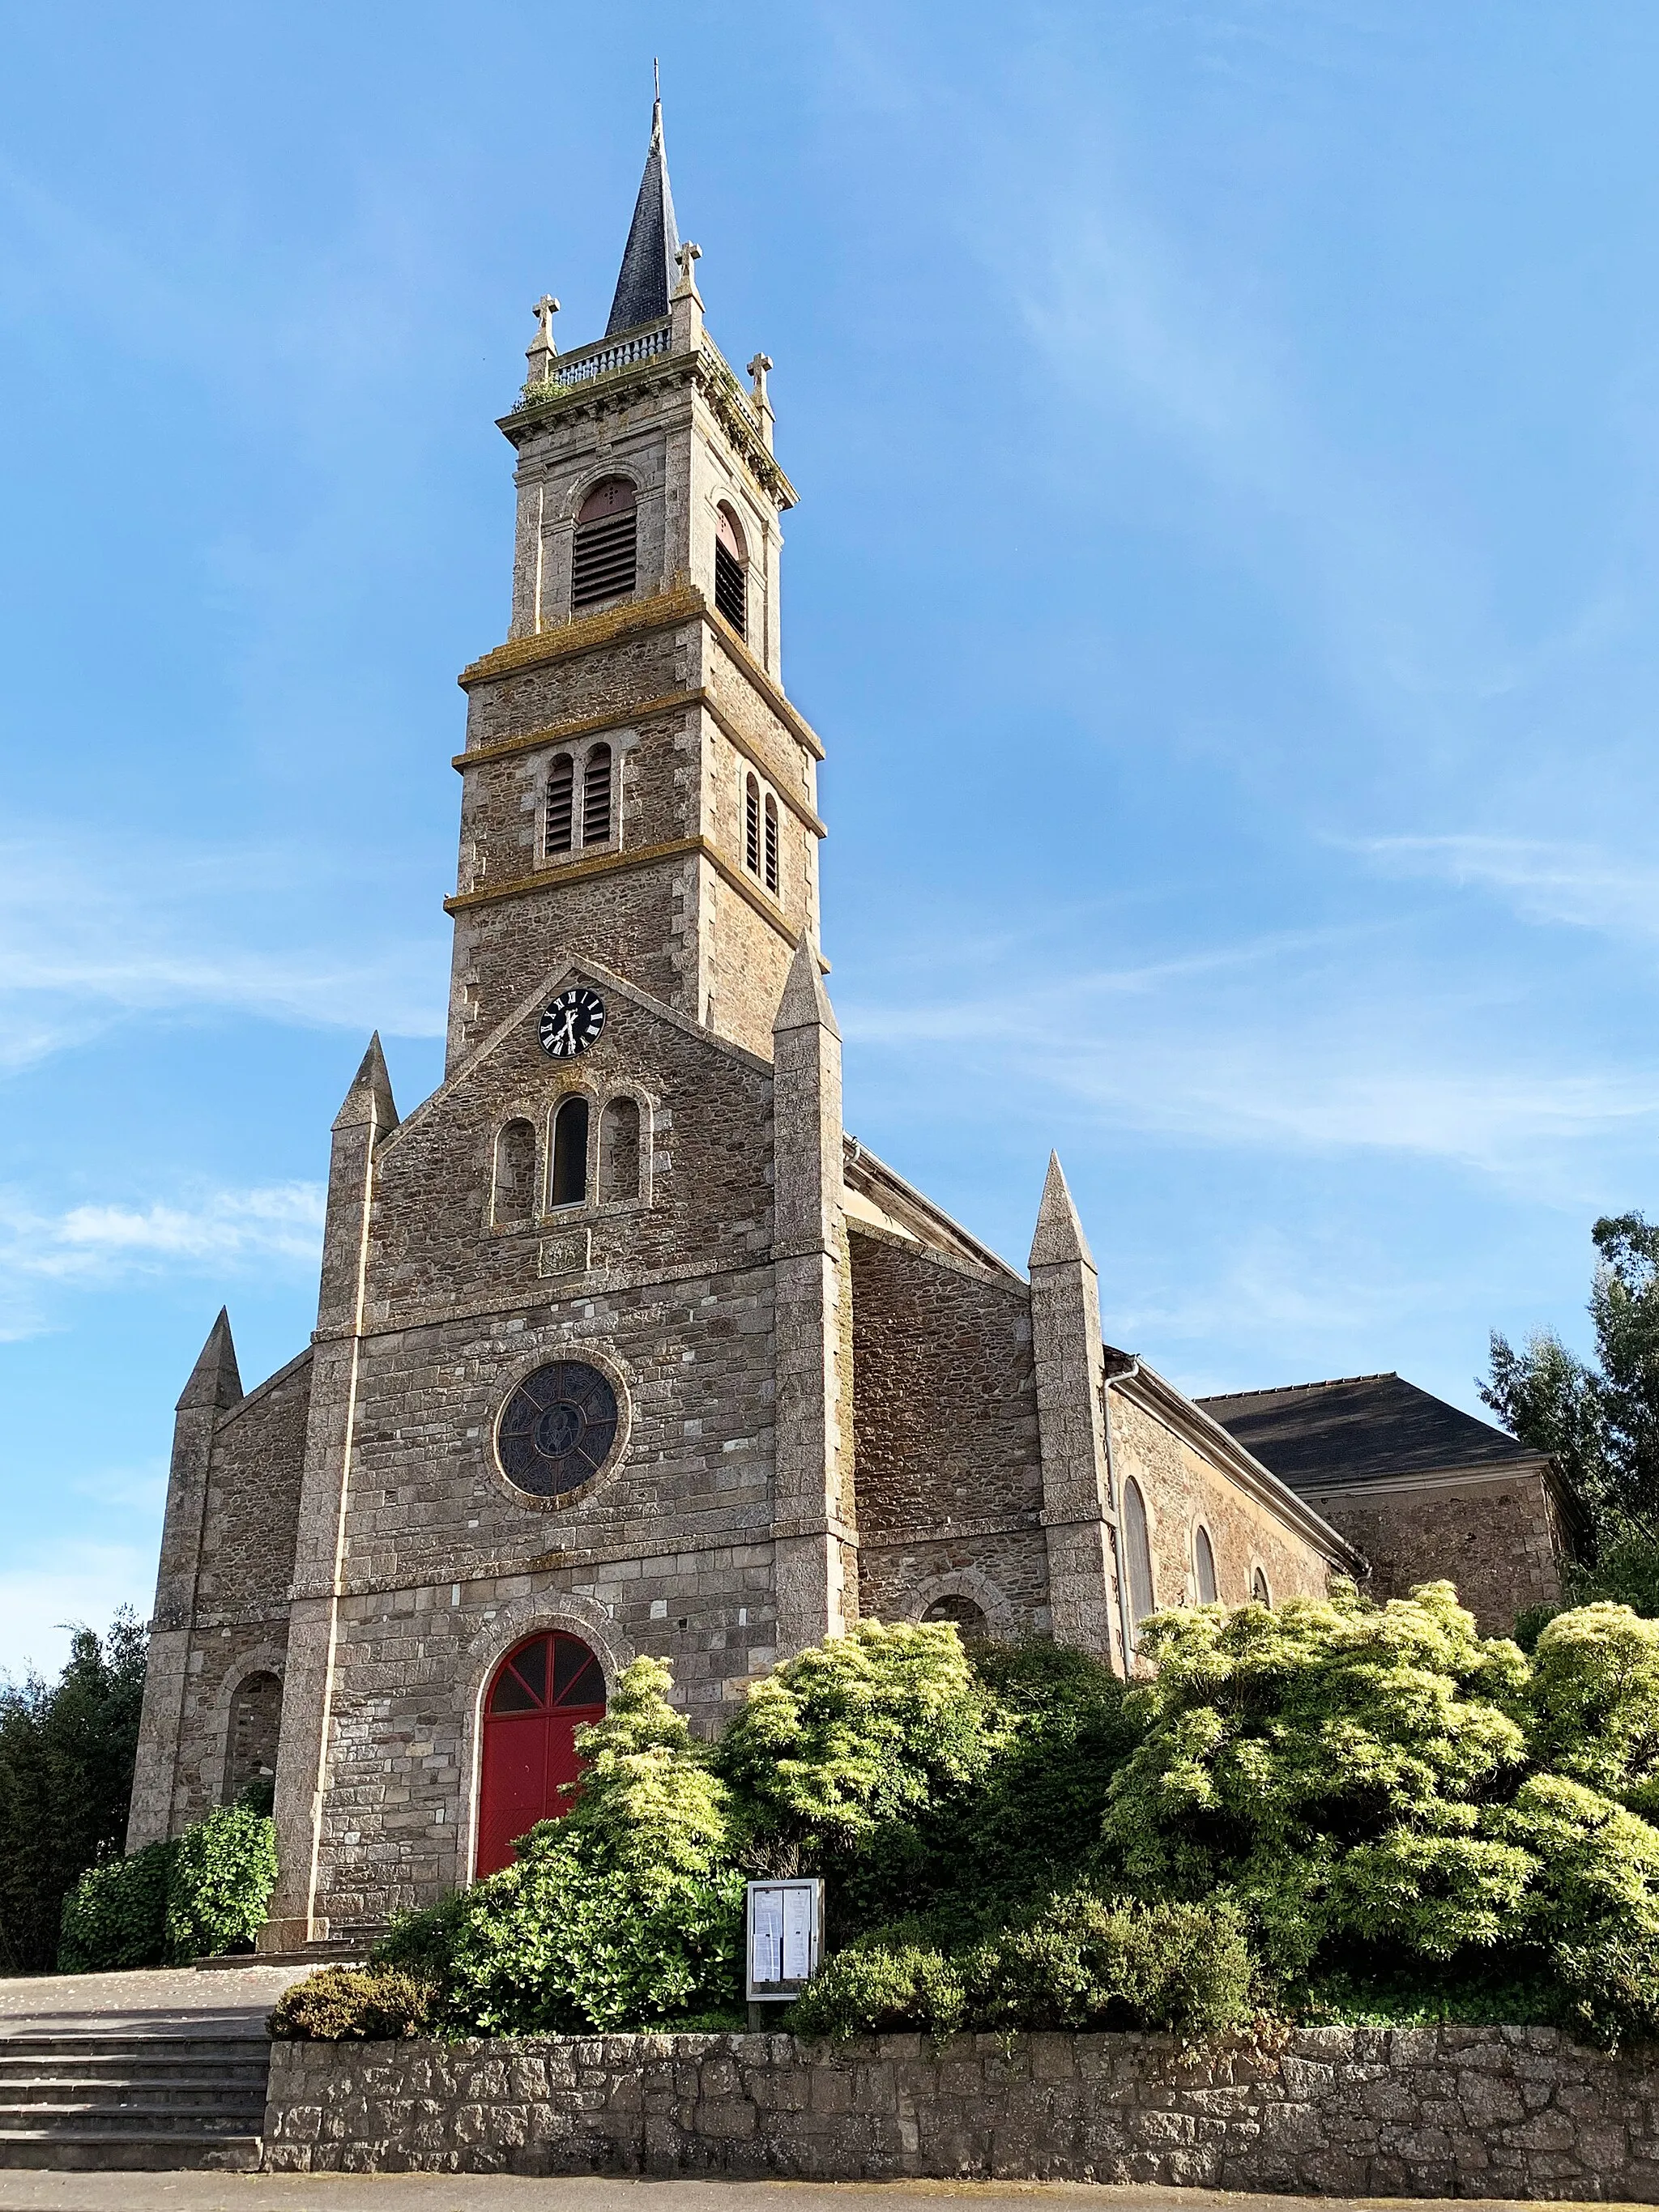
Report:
1028,1152,1095,1272
176,1307,243,1413
774,935,839,1039
332,1032,399,1136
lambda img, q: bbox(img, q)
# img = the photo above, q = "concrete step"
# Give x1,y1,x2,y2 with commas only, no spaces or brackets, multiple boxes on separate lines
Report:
0,2082,267,2114
0,2102,262,2132
0,2130,262,2171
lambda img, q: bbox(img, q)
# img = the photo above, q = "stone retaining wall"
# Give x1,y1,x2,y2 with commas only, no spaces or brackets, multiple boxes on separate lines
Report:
264,2025,1659,2197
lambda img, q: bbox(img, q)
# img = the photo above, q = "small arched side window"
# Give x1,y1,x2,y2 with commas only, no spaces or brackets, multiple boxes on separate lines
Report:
599,1094,642,1203
744,772,761,876
549,1095,590,1207
544,753,574,856
714,505,747,637
763,793,779,896
1252,1566,1272,1607
493,1118,539,1227
572,477,637,611
1193,1524,1218,1606
582,744,613,847
1124,1478,1155,1633
922,1594,989,1641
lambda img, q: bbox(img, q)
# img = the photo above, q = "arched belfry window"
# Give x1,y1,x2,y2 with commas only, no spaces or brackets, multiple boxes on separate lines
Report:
572,478,637,612
1124,1478,1155,1634
714,505,747,637
599,1095,642,1203
582,744,613,847
1193,1524,1218,1605
550,1095,590,1207
493,1118,539,1227
544,754,574,857
744,773,761,876
763,794,779,896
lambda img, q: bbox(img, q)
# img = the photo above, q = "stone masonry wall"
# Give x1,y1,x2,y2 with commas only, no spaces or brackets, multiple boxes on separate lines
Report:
265,2024,1659,2197
1300,1470,1567,1635
849,1224,1049,1636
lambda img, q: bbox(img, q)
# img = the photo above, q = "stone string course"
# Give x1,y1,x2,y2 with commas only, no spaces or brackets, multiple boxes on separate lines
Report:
265,2024,1659,2197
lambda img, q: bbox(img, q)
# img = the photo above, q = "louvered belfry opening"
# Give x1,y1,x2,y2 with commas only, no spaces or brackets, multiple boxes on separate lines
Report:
571,477,638,611
544,753,574,855
744,773,761,875
582,744,613,846
714,505,747,636
763,793,779,895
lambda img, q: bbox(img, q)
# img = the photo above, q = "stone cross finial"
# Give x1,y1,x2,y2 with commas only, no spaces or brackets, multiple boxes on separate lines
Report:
532,295,560,338
674,241,702,292
747,353,774,403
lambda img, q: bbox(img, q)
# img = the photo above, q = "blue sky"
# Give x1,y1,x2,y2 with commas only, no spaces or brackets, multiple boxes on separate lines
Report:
3,1,1657,1677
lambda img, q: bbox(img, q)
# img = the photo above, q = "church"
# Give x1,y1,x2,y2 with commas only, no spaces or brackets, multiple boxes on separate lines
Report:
126,101,1575,1955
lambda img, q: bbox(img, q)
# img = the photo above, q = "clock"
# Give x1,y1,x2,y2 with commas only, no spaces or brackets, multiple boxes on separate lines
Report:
539,986,605,1059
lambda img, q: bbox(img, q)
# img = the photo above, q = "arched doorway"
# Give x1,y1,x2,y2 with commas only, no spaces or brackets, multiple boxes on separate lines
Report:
475,1630,606,1877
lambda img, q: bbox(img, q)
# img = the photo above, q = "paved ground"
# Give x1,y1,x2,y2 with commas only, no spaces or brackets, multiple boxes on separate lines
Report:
0,1967,313,2039
0,2180,1640,2212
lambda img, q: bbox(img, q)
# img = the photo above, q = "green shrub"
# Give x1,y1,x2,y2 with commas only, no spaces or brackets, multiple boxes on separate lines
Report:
715,1619,998,1870
789,1893,1252,2041
58,1839,169,1971
270,1965,437,2041
57,1805,278,1971
164,1805,278,1962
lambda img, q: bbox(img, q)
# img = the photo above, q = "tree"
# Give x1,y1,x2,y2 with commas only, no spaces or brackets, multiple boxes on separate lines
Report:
0,1611,148,1971
1482,1211,1659,1541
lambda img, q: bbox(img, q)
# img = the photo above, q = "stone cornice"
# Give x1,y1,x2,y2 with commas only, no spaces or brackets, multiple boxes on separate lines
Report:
457,584,826,763
443,831,808,952
453,687,827,840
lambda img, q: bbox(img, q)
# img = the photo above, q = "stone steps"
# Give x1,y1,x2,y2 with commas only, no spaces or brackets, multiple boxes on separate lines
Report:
0,2032,269,2170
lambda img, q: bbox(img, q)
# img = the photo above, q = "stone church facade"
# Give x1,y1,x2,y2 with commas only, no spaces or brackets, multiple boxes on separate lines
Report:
125,104,1563,1951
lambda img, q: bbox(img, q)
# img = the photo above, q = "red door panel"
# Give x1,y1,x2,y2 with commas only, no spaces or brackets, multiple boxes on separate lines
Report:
476,1633,607,1877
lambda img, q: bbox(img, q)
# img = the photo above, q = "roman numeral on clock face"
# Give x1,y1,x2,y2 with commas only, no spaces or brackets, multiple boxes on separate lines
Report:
539,987,606,1058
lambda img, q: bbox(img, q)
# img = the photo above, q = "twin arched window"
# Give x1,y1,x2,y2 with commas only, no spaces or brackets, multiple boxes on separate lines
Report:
714,505,748,637
572,477,637,611
545,745,613,859
743,773,781,896
543,1094,643,1213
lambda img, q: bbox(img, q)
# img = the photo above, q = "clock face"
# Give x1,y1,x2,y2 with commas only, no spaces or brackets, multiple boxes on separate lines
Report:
539,986,605,1059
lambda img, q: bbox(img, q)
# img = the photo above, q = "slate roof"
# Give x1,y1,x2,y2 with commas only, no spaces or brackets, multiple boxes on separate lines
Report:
1194,1372,1538,1492
607,96,680,336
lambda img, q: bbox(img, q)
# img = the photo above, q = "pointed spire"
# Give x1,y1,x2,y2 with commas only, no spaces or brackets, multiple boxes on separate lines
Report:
606,83,682,336
774,935,839,1039
1029,1152,1095,1272
332,1032,399,1136
177,1307,242,1413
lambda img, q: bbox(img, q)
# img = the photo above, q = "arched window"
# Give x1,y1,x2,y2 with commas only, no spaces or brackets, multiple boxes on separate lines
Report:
1123,1478,1155,1633
223,1670,282,1809
599,1094,642,1203
544,754,574,856
744,772,761,875
493,1118,539,1227
763,793,779,896
582,744,613,847
1252,1566,1272,1607
714,505,747,637
922,1594,989,1641
549,1095,589,1207
1193,1524,1218,1605
476,1630,607,1877
571,477,637,611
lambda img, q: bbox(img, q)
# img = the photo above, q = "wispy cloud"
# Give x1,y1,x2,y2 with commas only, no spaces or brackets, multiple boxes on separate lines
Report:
0,1182,325,1340
0,831,446,1072
1361,835,1659,943
0,1541,157,1684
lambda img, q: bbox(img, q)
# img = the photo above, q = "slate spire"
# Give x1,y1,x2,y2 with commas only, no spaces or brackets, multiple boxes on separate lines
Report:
606,83,681,336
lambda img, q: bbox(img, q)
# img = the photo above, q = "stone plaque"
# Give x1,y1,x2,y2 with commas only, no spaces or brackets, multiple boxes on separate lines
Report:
539,1229,591,1278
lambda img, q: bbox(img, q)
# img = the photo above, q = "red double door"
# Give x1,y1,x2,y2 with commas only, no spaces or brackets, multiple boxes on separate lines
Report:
475,1631,606,1877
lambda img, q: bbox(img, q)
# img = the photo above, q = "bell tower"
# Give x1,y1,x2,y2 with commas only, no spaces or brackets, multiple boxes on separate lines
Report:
446,95,823,1070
